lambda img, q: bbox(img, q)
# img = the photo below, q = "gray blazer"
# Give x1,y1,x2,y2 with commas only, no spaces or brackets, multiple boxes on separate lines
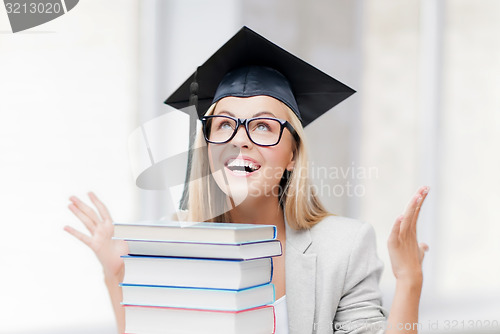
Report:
284,214,389,334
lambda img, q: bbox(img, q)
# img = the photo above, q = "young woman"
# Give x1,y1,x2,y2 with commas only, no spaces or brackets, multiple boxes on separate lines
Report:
65,27,429,334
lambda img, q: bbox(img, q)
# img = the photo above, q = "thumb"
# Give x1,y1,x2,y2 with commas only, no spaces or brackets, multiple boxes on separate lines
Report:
418,242,429,262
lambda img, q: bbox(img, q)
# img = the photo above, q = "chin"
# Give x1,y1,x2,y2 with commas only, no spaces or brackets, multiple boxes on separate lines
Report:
211,164,283,206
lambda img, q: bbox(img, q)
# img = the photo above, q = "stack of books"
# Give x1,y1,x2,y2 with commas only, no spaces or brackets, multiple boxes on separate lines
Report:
113,221,282,334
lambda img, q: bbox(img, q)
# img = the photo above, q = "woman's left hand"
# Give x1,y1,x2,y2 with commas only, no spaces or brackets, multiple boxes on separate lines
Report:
387,186,430,283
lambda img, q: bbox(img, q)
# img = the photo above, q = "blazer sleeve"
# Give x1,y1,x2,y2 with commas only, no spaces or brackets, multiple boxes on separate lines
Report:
332,222,389,334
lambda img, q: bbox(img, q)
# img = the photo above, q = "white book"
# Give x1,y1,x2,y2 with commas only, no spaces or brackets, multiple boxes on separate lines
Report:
120,239,282,260
124,304,275,334
113,221,276,244
120,283,275,311
122,256,273,290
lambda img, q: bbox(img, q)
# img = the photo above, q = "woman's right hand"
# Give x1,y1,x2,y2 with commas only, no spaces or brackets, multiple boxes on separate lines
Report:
387,186,429,283
64,192,129,280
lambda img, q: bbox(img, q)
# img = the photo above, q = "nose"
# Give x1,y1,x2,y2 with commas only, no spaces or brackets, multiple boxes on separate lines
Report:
230,123,253,148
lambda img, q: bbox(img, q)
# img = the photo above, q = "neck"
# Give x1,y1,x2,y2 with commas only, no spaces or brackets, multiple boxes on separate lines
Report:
227,196,286,240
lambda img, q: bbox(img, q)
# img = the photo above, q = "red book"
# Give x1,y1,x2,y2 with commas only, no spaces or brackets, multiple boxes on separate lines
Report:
124,304,275,334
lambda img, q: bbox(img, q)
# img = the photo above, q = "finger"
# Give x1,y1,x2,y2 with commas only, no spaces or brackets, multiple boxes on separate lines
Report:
418,242,429,263
64,225,93,248
410,186,430,231
388,215,403,244
400,193,421,234
415,185,430,202
88,192,112,223
401,185,429,233
391,215,403,234
68,203,96,233
69,195,102,225
415,185,429,196
419,242,429,252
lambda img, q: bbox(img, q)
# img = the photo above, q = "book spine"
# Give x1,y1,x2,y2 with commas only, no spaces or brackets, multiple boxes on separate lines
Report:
272,305,276,334
270,257,274,283
122,303,274,313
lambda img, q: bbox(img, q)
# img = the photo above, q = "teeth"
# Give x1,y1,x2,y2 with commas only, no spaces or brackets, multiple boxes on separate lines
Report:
227,159,260,171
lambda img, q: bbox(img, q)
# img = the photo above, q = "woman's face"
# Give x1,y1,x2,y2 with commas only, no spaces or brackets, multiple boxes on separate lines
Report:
207,95,296,206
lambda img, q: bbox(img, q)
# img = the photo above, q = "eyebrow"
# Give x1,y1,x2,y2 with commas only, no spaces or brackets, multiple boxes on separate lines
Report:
217,110,277,118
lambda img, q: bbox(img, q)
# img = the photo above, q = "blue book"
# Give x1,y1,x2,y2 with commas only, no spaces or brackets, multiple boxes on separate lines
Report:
113,221,277,244
121,255,274,290
120,282,275,311
118,239,282,260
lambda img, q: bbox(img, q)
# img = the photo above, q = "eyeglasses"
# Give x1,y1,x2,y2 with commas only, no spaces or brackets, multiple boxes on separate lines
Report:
201,115,299,147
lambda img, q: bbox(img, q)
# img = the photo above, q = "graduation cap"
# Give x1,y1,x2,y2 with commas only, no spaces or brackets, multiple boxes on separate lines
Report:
133,26,356,211
164,26,355,127
153,26,356,210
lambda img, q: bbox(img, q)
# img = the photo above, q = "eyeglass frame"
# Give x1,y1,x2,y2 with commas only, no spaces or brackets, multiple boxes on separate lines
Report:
201,115,300,147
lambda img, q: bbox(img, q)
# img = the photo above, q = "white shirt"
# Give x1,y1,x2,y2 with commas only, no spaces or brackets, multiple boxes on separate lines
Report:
273,295,289,334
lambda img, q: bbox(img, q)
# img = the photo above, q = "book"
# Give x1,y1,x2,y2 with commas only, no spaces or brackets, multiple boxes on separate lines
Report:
119,239,282,260
113,221,276,244
124,304,275,334
122,256,273,290
120,282,275,311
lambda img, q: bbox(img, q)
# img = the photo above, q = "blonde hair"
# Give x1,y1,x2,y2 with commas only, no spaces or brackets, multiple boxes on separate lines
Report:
185,101,332,230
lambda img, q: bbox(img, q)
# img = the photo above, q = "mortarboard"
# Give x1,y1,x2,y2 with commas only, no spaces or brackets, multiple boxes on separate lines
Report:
164,26,355,127
132,26,356,198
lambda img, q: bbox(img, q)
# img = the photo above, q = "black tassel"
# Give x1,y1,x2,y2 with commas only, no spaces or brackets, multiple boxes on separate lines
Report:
179,69,199,211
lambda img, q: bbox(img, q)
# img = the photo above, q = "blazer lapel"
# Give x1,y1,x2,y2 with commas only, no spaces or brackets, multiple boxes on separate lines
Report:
284,217,317,334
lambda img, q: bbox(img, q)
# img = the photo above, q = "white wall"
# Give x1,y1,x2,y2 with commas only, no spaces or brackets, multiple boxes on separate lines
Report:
2,0,499,332
361,0,500,327
0,1,139,332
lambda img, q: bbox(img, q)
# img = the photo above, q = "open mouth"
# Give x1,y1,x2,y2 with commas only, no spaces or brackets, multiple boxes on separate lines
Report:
224,158,261,175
